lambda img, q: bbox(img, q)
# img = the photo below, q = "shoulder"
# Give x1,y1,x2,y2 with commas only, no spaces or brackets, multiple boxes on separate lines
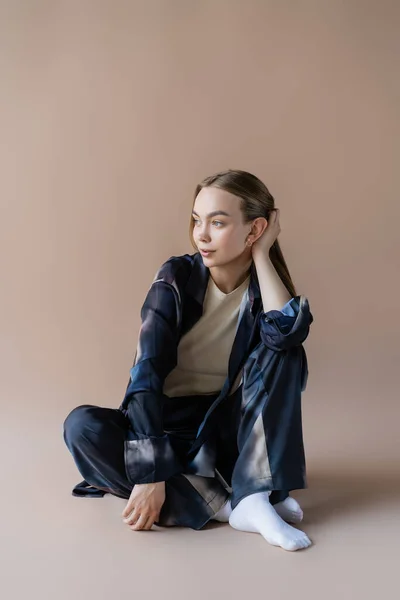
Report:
151,252,196,287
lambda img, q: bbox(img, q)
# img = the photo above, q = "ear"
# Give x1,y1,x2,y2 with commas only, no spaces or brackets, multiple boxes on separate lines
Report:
251,217,268,241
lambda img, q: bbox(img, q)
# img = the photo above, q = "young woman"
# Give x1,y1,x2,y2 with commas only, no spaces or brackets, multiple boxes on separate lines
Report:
63,169,314,552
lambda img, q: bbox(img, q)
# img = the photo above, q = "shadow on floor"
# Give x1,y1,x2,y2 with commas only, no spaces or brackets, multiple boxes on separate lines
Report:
296,467,399,525
203,466,399,530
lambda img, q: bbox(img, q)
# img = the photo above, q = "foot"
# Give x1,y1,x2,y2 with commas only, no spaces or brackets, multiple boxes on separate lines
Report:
211,498,232,522
229,492,312,551
273,496,303,524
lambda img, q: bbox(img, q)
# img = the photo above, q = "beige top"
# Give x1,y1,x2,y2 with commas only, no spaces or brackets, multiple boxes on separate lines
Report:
163,273,250,397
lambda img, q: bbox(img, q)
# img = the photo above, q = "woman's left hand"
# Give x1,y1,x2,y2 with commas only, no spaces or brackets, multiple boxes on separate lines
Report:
251,208,281,260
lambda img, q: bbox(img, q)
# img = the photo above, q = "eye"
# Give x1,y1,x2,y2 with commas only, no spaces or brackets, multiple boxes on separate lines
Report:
192,218,224,227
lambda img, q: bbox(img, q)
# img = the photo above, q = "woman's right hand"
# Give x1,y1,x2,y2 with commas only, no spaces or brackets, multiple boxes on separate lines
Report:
121,481,166,531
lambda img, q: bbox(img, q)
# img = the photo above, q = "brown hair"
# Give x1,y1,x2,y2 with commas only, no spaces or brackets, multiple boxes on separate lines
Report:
189,169,297,298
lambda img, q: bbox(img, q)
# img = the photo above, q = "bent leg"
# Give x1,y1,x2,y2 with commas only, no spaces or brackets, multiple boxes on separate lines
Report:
63,404,228,529
63,404,133,498
225,343,311,550
229,341,307,510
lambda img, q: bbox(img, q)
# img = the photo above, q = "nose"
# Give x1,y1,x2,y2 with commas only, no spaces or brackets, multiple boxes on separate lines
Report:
196,223,211,243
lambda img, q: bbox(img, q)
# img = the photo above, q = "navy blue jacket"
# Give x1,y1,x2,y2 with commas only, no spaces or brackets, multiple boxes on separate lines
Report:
119,251,313,484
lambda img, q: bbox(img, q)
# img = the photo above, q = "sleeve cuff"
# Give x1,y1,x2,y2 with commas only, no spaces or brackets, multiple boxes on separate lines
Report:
124,433,183,484
259,295,313,351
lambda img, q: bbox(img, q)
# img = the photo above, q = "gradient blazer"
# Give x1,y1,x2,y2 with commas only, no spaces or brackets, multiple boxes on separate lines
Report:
118,251,314,487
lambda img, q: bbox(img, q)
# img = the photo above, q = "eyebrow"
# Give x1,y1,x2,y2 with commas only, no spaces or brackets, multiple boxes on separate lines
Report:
191,210,231,218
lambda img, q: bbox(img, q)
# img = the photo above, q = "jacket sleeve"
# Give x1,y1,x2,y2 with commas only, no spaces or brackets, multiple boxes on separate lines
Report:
119,270,184,485
259,295,314,352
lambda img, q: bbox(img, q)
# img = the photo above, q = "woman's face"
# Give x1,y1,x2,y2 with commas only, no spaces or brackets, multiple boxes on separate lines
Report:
192,186,252,266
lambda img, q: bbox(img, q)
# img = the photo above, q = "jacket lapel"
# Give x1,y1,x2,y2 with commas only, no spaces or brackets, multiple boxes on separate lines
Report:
227,261,262,385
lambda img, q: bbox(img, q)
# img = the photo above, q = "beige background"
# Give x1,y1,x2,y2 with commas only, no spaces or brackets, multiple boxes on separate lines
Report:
1,1,399,598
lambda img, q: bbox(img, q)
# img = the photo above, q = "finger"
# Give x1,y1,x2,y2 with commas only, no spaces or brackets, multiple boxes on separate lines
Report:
130,513,150,531
124,508,140,526
122,505,135,520
122,499,135,518
142,516,155,531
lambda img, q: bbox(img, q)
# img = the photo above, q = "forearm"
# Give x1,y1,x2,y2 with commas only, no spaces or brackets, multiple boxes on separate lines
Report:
253,255,292,313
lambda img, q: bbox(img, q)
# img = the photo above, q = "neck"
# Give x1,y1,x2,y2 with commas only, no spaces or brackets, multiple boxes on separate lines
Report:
209,253,253,295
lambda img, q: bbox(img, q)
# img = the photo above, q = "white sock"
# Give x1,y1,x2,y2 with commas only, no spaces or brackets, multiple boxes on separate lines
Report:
212,498,233,522
211,496,303,525
273,496,304,524
229,492,312,552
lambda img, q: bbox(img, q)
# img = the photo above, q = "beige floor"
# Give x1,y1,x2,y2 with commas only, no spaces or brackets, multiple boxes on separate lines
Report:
2,403,399,600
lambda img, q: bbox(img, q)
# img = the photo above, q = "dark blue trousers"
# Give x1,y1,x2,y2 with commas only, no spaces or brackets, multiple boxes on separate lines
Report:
63,340,307,530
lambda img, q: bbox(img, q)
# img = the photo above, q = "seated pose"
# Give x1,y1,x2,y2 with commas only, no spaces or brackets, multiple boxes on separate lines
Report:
63,169,314,552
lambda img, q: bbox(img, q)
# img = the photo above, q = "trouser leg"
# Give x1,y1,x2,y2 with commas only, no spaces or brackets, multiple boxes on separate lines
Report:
219,341,307,510
63,404,228,530
63,405,133,498
214,387,289,508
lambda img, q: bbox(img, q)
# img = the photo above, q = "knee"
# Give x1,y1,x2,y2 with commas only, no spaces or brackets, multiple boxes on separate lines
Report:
63,404,102,446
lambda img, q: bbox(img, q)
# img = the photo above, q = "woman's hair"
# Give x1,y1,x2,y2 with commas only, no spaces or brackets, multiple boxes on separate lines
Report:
189,168,297,297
